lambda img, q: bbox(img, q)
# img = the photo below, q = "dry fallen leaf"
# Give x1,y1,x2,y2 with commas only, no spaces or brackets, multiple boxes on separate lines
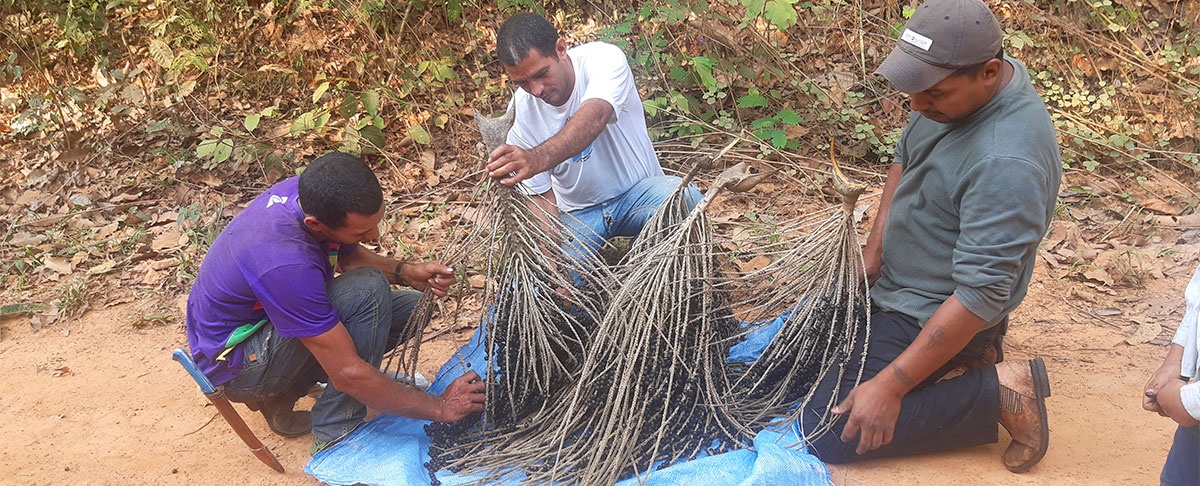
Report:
16,189,49,209
1081,268,1113,286
736,255,773,273
43,257,73,275
468,274,487,289
95,222,120,239
1140,198,1179,216
1126,318,1162,345
141,267,163,286
110,192,142,203
1147,214,1200,227
882,96,909,117
9,231,46,247
1071,54,1094,76
151,226,185,251
420,151,436,170
87,261,119,275
1038,249,1061,268
151,258,179,271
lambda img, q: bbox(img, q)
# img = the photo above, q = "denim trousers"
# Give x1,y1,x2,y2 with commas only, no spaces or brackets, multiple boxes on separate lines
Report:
559,175,701,259
223,267,421,445
801,309,1004,463
1162,424,1199,486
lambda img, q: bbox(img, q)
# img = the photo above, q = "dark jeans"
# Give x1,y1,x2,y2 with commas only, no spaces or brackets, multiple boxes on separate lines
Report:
223,267,422,444
1162,425,1199,486
800,309,1004,463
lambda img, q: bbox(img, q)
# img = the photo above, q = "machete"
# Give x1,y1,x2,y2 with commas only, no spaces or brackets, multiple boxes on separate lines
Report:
172,348,285,473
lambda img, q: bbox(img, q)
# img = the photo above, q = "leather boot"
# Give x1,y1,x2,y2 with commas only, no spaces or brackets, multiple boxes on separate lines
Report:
996,358,1051,472
247,394,312,438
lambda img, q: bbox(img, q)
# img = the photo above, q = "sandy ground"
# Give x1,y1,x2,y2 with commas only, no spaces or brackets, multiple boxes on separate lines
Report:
0,256,1188,485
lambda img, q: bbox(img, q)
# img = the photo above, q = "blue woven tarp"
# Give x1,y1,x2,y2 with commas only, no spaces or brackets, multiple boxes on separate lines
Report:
306,315,832,485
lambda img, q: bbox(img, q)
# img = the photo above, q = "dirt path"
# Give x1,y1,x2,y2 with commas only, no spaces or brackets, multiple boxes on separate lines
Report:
0,260,1187,485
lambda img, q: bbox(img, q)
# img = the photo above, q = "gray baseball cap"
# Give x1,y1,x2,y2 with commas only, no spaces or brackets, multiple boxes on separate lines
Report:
875,0,1003,94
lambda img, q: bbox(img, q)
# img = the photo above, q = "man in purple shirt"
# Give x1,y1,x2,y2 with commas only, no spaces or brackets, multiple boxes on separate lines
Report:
186,152,485,453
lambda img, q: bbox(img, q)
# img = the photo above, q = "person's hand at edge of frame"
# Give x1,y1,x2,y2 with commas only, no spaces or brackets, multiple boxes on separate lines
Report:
1147,379,1200,427
1144,358,1182,418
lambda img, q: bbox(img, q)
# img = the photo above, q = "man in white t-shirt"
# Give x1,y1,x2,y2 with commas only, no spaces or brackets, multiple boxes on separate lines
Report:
485,12,699,259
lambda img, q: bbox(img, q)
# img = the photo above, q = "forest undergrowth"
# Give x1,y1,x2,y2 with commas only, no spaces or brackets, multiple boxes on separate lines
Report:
1,0,1198,330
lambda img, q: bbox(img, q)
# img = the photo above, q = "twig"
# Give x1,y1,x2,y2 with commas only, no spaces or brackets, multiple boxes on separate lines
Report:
1096,204,1139,242
14,199,170,229
1058,296,1125,330
182,413,220,437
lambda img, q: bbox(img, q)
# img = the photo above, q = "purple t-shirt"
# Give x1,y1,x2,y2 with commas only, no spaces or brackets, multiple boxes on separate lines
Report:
185,176,356,385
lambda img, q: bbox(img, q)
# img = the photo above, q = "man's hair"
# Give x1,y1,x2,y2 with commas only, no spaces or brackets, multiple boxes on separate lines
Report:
951,48,1005,78
496,13,559,67
298,152,382,229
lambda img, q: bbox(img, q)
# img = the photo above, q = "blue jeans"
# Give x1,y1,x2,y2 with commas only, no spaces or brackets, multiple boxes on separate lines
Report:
559,175,701,259
1162,425,1199,486
223,267,422,445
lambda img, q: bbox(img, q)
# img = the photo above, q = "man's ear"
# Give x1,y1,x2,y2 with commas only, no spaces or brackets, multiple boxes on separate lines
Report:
303,215,326,234
555,38,568,59
980,58,1003,82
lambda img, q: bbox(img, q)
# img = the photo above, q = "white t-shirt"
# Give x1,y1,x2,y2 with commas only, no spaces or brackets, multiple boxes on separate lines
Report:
1173,264,1200,420
507,41,663,212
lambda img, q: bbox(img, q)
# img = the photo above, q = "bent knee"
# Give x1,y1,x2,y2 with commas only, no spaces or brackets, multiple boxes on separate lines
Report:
329,267,393,311
339,267,390,291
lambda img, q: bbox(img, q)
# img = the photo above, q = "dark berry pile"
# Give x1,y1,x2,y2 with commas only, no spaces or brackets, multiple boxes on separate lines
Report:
727,291,868,429
424,283,598,483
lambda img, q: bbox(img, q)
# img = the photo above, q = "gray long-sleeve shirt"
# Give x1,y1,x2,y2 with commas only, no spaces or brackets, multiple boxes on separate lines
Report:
872,57,1062,327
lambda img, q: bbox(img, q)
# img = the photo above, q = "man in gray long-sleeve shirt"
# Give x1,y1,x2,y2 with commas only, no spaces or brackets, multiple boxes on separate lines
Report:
800,0,1062,473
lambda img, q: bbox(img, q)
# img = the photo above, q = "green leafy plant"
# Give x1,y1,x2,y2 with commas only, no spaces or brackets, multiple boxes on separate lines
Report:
737,0,801,30
3,247,43,292
337,90,387,152
748,107,803,150
195,126,234,167
0,51,23,79
52,277,92,319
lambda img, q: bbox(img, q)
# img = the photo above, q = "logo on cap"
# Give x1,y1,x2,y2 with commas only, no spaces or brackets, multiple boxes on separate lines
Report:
900,29,933,52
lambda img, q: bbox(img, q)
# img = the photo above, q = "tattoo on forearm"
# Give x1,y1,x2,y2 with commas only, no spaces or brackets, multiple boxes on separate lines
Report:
925,327,947,349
